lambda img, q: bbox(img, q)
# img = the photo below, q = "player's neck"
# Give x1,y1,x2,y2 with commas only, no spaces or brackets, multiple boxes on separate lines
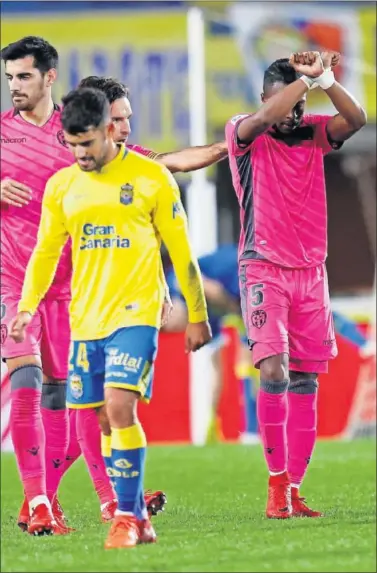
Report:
104,142,121,165
19,97,55,127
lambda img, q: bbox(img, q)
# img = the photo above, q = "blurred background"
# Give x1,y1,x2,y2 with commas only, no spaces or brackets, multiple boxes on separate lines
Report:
1,0,376,449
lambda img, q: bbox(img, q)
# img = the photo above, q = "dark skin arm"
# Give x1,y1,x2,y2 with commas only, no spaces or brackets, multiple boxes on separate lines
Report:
235,52,326,145
325,85,367,141
237,79,311,145
156,141,228,173
292,51,367,142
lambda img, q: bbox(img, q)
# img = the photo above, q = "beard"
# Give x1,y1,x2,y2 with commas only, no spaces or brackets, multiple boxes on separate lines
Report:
11,77,46,112
12,96,33,111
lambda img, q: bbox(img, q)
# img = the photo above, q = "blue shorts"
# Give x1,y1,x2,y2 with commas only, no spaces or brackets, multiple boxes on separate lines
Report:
66,326,158,409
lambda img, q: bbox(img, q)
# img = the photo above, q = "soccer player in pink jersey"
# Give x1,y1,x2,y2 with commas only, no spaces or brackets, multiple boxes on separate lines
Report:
1,36,229,534
225,51,366,519
1,36,75,535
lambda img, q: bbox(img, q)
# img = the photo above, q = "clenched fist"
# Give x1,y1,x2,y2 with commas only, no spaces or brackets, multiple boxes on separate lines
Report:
320,51,341,69
289,51,324,78
185,321,212,353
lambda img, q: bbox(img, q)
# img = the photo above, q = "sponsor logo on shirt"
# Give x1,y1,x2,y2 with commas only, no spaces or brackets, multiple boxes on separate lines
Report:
0,137,26,144
120,183,134,205
79,223,130,250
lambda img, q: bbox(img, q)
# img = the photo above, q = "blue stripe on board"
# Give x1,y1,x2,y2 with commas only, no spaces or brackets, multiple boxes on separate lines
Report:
1,1,184,15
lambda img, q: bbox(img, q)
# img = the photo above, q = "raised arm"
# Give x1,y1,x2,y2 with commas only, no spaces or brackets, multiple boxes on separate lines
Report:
152,169,211,351
320,53,366,142
236,76,314,146
156,141,228,173
292,51,367,143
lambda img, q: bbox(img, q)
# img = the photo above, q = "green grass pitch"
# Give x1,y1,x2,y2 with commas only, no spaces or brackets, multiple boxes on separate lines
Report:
1,440,376,572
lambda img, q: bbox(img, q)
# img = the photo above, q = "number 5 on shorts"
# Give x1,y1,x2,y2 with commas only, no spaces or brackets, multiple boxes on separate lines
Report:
69,342,90,373
250,283,264,307
0,296,6,321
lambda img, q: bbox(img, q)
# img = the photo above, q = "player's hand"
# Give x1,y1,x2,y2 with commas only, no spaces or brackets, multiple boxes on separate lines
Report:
320,51,341,70
185,321,212,353
1,178,32,207
289,51,324,78
161,296,174,327
9,311,32,343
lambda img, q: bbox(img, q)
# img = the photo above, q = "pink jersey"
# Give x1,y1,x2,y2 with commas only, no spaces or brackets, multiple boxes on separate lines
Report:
225,114,341,269
0,108,156,299
127,143,158,160
1,106,74,298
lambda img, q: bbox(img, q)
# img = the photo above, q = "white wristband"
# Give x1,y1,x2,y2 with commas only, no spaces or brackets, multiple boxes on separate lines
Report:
300,68,335,91
299,75,316,90
315,68,335,90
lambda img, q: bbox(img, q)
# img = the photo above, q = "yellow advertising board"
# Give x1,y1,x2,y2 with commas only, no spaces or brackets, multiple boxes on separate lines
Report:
2,6,375,155
1,12,190,152
359,7,376,121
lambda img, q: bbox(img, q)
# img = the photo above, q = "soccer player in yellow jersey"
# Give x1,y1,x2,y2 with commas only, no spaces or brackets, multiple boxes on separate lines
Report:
10,87,211,549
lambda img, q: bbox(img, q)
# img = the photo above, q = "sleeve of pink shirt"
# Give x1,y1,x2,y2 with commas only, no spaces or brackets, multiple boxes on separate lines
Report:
225,114,253,157
305,114,343,155
127,143,159,159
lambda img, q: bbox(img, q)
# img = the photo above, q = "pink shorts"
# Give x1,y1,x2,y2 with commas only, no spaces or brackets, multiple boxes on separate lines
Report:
1,292,71,380
239,261,338,374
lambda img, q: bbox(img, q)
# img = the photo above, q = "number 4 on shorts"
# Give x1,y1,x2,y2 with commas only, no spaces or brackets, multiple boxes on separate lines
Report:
69,342,90,373
250,283,264,307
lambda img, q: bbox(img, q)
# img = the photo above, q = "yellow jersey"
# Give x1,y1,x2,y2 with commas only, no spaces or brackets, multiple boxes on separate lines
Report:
19,145,208,340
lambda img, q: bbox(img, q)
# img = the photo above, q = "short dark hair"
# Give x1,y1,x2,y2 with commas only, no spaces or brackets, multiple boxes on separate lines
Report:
0,36,58,73
61,88,110,135
78,76,129,104
263,58,299,91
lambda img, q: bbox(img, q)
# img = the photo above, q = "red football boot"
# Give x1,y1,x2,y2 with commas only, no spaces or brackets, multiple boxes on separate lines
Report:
291,487,324,518
144,490,167,517
17,496,29,532
138,518,157,544
266,471,292,519
101,499,118,523
51,497,75,534
104,515,140,549
28,503,56,536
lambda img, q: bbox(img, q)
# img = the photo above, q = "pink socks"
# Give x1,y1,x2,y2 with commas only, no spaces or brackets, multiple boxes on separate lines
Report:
257,376,318,489
76,409,115,505
287,390,317,487
257,380,289,473
10,386,46,501
41,407,69,500
63,409,82,473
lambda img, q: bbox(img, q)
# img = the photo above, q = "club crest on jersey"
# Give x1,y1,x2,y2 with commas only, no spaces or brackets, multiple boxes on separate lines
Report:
120,184,134,205
251,309,267,329
56,130,68,148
